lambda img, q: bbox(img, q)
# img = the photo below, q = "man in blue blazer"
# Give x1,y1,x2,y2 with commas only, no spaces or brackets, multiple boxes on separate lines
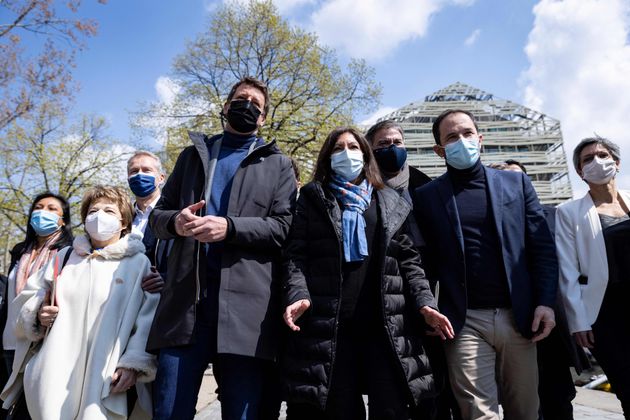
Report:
413,109,558,420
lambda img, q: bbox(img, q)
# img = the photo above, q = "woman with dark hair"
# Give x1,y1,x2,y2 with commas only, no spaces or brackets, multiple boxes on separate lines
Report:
282,127,452,419
2,192,72,377
556,136,630,417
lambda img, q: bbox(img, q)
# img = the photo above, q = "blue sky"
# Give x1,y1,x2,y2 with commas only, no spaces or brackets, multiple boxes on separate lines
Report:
66,0,630,194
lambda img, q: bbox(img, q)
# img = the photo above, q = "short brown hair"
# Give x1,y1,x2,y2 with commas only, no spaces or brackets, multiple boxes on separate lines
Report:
365,120,404,145
226,76,270,116
313,127,384,189
432,109,479,145
80,186,134,236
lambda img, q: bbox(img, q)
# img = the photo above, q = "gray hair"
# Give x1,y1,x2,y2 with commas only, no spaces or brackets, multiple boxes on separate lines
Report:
572,136,621,171
127,150,165,175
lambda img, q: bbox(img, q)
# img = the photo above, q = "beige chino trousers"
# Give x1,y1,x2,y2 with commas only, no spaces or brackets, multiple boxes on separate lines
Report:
444,308,539,420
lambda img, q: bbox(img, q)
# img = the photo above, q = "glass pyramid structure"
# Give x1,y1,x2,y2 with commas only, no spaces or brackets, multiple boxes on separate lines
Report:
379,82,573,205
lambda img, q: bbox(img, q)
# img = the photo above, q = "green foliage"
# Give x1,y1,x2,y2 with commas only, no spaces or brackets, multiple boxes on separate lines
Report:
0,103,132,271
135,0,381,177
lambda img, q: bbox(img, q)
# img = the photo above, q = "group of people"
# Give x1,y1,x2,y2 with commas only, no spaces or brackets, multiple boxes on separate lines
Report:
0,75,627,420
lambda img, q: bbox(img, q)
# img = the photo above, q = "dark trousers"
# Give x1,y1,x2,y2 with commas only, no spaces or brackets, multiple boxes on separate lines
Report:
287,322,410,420
411,336,461,420
537,329,576,420
590,282,630,418
152,308,280,420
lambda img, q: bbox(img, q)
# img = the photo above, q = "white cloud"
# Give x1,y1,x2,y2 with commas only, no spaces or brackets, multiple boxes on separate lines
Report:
271,0,316,13
140,76,216,146
308,0,476,59
521,0,630,197
359,106,398,127
155,76,180,106
464,28,481,47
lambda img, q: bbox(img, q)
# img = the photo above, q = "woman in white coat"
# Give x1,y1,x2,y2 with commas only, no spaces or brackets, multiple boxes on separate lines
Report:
556,136,630,417
2,186,159,420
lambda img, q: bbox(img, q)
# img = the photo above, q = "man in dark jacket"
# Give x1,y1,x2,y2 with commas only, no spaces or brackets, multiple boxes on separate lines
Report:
148,76,296,420
367,120,461,420
365,119,432,203
413,109,558,420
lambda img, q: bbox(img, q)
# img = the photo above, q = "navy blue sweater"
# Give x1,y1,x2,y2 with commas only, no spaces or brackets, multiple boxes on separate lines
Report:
205,131,261,281
448,159,511,309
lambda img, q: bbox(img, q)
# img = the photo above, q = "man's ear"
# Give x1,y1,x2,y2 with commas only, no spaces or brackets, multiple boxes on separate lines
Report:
433,144,445,158
222,102,229,117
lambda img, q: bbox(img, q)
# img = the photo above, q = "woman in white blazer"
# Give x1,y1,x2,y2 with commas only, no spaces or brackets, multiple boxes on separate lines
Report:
556,136,630,416
2,186,159,420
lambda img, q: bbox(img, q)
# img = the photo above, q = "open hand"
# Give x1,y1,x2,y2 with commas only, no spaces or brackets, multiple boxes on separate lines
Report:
283,299,311,331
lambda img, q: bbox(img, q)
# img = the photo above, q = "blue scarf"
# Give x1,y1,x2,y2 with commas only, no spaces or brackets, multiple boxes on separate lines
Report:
328,175,373,262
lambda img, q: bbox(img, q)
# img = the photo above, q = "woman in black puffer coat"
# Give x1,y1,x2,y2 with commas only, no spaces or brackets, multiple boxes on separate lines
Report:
282,127,453,420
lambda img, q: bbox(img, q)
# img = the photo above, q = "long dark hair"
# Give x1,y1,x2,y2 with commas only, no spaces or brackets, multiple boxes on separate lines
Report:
23,192,73,251
312,127,384,189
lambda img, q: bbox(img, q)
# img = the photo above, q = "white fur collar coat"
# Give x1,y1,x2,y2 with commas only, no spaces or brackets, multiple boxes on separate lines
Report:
1,234,158,420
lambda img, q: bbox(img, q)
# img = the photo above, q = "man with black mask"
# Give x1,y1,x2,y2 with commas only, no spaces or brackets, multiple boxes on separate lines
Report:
367,121,461,420
366,120,431,200
148,77,296,420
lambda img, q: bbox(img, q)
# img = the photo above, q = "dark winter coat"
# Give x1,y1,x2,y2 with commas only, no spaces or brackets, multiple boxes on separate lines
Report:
147,131,296,360
282,181,437,410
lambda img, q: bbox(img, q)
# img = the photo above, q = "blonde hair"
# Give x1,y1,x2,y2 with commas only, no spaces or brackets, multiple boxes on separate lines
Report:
80,185,134,236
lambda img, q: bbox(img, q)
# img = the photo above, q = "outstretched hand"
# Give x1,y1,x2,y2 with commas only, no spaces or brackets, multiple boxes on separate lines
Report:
283,299,311,331
420,306,454,340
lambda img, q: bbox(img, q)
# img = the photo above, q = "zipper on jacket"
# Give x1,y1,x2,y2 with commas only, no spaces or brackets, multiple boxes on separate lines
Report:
318,185,344,409
378,196,423,404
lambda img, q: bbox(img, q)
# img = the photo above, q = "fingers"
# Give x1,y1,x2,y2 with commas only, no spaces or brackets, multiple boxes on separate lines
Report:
574,331,595,348
38,306,59,327
141,278,165,293
283,310,300,332
175,201,204,236
284,300,310,332
531,313,541,335
110,369,137,393
187,200,206,214
440,316,455,339
420,308,454,340
532,323,553,343
141,272,164,293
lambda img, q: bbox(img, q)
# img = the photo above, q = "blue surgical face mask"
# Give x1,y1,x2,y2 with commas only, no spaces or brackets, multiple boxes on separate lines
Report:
445,136,480,170
30,210,61,237
331,149,364,181
128,172,157,198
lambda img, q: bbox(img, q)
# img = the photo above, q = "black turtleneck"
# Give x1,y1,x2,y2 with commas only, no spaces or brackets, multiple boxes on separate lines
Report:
448,159,511,309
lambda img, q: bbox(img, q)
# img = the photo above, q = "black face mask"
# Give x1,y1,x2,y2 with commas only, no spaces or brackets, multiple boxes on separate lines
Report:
226,99,262,134
373,144,407,173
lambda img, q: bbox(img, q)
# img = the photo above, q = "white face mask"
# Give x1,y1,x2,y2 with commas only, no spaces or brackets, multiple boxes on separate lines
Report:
331,149,364,181
581,156,617,185
85,210,122,241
